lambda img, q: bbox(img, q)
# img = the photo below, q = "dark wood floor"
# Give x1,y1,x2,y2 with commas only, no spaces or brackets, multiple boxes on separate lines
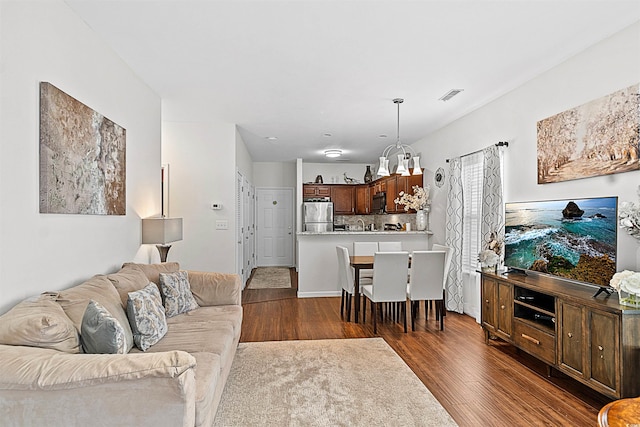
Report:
241,268,611,426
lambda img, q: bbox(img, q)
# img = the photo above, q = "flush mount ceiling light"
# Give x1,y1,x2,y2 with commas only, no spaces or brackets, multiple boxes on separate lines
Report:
438,89,464,102
324,149,342,158
265,136,278,141
377,98,422,177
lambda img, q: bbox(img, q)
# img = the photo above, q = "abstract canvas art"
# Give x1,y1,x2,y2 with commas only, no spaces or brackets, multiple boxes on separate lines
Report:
39,82,126,215
537,83,640,184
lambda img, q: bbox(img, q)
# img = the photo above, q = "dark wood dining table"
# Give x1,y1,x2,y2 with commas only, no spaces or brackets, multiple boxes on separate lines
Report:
348,255,374,323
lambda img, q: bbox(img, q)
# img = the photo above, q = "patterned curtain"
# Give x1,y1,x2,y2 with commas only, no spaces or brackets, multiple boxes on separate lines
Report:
445,157,464,313
481,146,504,264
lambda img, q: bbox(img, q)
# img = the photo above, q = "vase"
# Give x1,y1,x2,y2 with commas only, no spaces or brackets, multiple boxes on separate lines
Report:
481,265,497,274
618,290,640,308
364,165,373,183
416,209,427,231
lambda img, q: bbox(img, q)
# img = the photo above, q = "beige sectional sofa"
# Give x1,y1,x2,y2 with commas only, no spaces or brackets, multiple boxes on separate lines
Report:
0,262,242,427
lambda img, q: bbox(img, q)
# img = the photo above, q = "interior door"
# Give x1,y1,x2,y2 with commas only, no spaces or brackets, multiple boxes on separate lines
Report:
235,172,244,282
256,188,294,266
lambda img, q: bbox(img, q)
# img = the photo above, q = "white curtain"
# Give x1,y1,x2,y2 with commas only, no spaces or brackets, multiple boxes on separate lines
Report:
445,158,464,313
481,146,504,263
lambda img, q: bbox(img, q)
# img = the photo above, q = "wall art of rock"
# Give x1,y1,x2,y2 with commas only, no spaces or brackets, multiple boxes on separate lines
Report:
537,83,640,184
39,82,126,215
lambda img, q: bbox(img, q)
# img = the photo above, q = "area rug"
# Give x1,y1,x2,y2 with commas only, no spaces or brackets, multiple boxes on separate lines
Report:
247,267,291,289
212,338,458,426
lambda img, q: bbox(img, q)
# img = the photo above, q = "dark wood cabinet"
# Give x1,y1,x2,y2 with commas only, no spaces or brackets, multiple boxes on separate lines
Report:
355,186,370,214
330,185,355,215
303,184,331,198
481,272,640,399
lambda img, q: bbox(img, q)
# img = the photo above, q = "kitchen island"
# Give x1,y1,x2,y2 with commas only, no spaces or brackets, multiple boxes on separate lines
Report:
297,230,432,298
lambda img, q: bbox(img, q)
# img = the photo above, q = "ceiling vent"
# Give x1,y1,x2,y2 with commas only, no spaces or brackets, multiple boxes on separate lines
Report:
439,89,464,102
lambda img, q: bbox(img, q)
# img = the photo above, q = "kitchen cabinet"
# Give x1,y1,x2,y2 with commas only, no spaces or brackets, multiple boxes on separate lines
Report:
303,184,331,198
331,186,355,215
355,186,370,214
481,271,640,399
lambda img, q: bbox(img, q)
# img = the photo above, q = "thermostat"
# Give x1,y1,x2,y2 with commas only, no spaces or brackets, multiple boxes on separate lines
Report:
211,202,223,210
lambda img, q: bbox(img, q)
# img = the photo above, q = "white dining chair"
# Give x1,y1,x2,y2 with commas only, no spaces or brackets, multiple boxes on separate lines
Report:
336,245,371,322
378,241,402,251
353,241,378,279
361,251,410,334
431,244,453,326
407,250,446,331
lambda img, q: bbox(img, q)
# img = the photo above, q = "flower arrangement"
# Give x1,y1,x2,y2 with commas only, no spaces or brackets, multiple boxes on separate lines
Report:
478,250,500,268
610,270,640,307
619,198,640,240
394,185,430,211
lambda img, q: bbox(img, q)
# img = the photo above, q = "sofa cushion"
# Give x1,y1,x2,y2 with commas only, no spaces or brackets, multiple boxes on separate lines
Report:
190,352,221,427
166,305,242,337
81,300,131,354
56,275,133,353
0,293,80,353
159,271,199,317
127,283,168,351
106,269,150,309
121,262,180,287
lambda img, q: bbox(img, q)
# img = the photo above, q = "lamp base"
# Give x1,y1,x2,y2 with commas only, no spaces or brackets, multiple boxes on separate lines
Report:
156,244,172,263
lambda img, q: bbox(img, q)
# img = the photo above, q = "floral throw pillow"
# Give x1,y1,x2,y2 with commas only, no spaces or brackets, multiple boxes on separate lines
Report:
159,271,199,318
126,283,167,351
81,300,131,354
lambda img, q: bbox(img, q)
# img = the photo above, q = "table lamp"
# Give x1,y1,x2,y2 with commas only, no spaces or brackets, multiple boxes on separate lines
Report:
142,217,183,262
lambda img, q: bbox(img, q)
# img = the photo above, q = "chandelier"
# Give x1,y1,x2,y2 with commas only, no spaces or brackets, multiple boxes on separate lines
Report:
377,98,422,177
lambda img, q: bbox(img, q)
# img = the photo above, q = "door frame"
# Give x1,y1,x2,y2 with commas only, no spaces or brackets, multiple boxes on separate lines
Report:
255,187,295,267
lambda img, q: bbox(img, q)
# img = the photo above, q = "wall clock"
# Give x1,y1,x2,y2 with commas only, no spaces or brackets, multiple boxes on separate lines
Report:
434,167,445,188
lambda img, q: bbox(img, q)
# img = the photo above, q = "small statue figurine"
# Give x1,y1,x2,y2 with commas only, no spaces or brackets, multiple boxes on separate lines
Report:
343,173,357,184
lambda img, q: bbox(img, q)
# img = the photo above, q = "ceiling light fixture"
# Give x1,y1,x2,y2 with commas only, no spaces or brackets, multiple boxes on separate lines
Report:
265,136,278,141
377,98,421,177
324,149,342,158
439,89,464,102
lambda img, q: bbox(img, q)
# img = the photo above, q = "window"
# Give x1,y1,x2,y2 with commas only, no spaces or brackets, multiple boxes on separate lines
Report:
461,152,483,272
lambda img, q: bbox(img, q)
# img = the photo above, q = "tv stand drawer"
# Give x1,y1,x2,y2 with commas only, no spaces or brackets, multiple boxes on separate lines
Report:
514,319,556,365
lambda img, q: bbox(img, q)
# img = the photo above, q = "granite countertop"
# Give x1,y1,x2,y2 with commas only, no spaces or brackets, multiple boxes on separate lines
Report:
297,230,432,236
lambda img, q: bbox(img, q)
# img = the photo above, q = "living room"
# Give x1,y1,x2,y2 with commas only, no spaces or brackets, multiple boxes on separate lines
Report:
1,1,640,425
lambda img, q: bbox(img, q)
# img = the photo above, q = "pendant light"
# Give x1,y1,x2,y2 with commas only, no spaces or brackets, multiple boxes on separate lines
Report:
377,98,422,177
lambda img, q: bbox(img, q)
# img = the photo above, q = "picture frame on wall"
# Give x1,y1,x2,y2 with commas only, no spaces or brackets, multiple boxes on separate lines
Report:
536,83,640,184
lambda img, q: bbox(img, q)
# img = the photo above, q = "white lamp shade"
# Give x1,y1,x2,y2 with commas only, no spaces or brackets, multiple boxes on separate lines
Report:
395,154,407,175
142,218,183,244
412,157,422,175
401,159,411,176
377,157,390,177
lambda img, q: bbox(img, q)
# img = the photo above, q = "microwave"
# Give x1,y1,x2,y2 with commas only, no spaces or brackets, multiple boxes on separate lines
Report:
372,192,386,214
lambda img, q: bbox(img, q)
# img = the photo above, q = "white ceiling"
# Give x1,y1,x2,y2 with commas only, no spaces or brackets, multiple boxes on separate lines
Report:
65,0,640,164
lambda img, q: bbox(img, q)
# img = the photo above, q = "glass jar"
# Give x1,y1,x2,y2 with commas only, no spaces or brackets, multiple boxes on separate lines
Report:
416,209,427,231
618,290,640,308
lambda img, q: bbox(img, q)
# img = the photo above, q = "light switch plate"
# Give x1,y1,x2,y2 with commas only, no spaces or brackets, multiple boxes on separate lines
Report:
215,220,228,230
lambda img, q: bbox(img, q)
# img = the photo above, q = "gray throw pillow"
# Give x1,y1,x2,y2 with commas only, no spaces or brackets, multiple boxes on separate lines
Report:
81,300,130,354
126,283,167,351
159,270,199,317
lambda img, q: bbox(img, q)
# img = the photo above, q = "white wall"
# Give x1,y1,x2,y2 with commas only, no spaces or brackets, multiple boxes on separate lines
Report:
253,162,297,188
412,22,640,318
162,120,237,273
235,127,253,183
0,2,161,314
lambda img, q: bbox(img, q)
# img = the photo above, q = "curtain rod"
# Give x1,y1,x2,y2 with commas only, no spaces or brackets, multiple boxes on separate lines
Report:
445,141,509,163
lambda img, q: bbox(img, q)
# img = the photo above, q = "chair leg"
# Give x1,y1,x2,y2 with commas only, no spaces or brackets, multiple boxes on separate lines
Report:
362,297,367,323
402,300,407,333
440,300,445,331
346,293,352,322
424,300,429,320
340,289,345,319
373,302,378,334
410,301,416,331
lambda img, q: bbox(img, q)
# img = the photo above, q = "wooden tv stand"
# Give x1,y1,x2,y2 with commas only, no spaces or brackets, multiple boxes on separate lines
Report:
480,271,640,399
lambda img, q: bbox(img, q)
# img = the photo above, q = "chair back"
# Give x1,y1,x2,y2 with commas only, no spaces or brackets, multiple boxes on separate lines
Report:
408,251,446,301
371,251,410,302
336,246,353,293
432,244,453,289
353,241,378,256
378,241,402,251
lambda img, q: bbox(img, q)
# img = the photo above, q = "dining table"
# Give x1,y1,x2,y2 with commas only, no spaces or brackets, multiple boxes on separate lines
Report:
348,255,374,323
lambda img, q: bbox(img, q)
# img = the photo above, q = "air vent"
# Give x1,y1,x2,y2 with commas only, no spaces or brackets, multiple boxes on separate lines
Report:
439,89,464,102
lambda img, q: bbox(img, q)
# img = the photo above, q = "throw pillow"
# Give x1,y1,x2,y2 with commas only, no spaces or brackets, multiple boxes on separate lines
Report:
0,293,81,353
159,270,199,317
81,300,130,354
126,283,167,351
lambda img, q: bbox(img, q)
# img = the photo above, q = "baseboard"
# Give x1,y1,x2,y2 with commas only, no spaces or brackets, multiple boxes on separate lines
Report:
297,291,341,298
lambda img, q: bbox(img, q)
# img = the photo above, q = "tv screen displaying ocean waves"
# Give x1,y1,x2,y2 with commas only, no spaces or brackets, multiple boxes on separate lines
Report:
504,196,617,287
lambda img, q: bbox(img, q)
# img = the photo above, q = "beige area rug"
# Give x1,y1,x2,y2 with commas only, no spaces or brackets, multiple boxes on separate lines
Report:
247,267,292,289
212,338,458,426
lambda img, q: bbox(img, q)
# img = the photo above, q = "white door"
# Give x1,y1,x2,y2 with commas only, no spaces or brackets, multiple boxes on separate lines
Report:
256,188,294,266
243,177,252,284
235,172,245,282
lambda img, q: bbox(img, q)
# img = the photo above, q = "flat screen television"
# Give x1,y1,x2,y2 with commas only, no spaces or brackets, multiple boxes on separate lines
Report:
504,196,617,288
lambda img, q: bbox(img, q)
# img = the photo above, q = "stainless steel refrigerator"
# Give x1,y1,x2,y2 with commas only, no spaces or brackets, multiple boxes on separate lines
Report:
303,201,334,232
